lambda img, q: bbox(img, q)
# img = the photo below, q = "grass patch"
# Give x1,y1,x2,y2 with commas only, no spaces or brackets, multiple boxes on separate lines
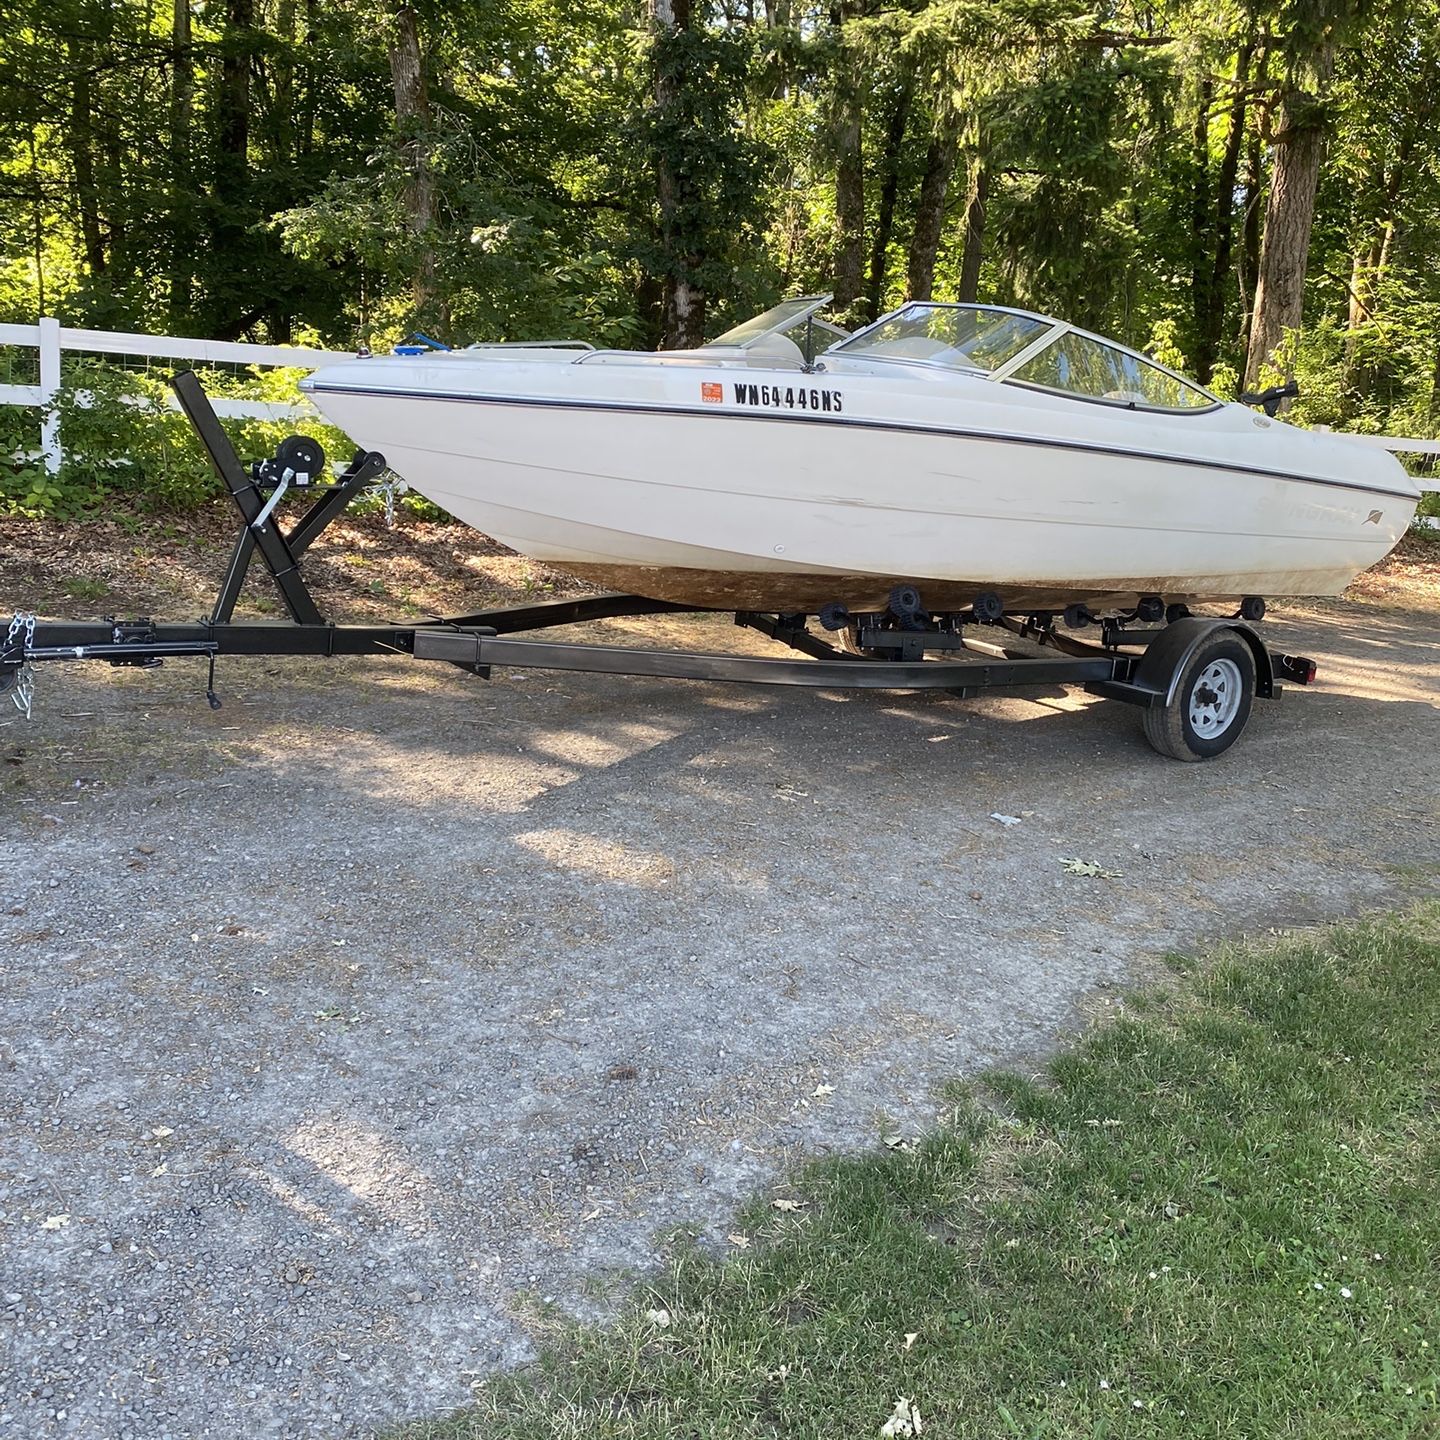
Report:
399,909,1440,1438
61,576,109,602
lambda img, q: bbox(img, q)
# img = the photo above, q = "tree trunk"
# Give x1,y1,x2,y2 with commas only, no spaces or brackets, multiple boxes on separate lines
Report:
67,44,106,275
274,0,297,162
1346,144,1409,349
388,3,441,326
957,155,988,303
168,0,193,319
28,133,45,314
864,71,913,322
1188,78,1214,369
906,123,958,301
830,4,864,316
1196,43,1250,382
217,0,252,188
301,0,319,156
650,0,706,348
1244,43,1337,388
1238,130,1262,349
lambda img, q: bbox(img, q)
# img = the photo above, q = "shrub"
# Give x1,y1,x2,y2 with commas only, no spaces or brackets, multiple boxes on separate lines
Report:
1,361,365,518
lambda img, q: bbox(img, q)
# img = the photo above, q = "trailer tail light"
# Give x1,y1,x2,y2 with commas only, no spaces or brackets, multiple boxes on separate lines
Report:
1279,654,1318,685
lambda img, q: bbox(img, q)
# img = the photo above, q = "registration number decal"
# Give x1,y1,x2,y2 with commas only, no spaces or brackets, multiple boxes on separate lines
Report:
731,382,843,413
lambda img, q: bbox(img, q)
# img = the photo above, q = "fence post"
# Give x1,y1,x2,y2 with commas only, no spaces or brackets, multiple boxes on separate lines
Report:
38,316,62,474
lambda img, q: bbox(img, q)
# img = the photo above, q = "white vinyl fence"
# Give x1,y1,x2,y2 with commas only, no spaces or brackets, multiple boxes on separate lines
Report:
0,317,1438,493
0,318,357,474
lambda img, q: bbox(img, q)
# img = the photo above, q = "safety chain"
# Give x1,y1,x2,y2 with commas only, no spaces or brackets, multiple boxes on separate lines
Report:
3,612,36,721
366,472,410,529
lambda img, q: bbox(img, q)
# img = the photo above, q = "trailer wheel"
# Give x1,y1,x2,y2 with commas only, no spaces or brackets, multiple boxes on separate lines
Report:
1141,630,1256,761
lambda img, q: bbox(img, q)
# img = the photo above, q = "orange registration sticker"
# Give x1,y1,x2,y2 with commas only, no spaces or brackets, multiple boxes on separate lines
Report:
701,382,724,404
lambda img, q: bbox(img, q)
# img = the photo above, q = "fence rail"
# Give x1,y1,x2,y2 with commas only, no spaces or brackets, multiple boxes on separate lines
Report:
1,317,1437,491
0,318,358,473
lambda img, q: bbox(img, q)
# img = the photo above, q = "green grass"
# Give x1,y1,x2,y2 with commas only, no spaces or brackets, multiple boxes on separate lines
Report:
399,909,1440,1439
61,576,108,602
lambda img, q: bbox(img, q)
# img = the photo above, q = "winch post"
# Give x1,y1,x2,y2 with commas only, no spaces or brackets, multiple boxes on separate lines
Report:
208,448,386,624
169,370,385,626
171,370,323,625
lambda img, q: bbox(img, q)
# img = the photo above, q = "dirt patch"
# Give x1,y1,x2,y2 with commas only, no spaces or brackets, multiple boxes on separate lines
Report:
3,504,1437,626
1340,531,1440,613
0,502,590,625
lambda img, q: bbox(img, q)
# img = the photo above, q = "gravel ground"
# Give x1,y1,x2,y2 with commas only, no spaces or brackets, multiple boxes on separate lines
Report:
1,573,1437,1438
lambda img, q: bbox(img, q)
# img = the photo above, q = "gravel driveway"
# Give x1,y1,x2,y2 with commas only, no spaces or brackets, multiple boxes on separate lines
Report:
2,597,1437,1439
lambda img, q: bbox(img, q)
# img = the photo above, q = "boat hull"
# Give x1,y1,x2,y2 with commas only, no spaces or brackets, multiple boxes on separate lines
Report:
303,357,1419,613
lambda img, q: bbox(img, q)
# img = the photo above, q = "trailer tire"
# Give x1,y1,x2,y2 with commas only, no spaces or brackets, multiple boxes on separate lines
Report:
1141,630,1256,761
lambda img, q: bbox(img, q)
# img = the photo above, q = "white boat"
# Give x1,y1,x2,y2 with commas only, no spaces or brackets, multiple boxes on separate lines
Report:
301,296,1421,615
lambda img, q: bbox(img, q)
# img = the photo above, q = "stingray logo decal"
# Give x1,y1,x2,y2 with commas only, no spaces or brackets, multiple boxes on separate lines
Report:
732,382,843,414
1365,509,1383,525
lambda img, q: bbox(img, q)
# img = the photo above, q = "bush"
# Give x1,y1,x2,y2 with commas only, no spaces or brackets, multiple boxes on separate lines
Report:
1,361,365,518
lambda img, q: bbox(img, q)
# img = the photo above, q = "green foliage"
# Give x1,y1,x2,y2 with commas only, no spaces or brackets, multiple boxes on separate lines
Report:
0,363,355,518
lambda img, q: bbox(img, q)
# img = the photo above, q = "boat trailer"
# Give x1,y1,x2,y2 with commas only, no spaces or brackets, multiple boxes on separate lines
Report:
0,372,1317,761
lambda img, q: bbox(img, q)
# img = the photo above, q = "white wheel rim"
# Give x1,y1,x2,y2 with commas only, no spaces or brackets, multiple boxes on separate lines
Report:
1188,658,1243,738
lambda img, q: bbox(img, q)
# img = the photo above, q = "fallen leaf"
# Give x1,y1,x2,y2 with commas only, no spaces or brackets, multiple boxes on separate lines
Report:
772,1198,804,1212
812,1083,835,1098
151,1126,174,1140
883,1134,911,1151
645,1308,672,1327
880,1395,923,1436
41,1214,70,1230
151,1162,168,1178
1060,857,1122,880
727,1233,751,1249
990,813,1022,827
904,1332,920,1351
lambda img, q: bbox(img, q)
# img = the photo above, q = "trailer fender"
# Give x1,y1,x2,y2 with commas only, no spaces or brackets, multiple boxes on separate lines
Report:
1131,617,1276,703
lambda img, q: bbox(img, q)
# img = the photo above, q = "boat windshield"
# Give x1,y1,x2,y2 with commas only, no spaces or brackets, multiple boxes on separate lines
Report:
832,301,1219,410
708,296,835,349
1005,330,1215,410
831,304,1052,372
